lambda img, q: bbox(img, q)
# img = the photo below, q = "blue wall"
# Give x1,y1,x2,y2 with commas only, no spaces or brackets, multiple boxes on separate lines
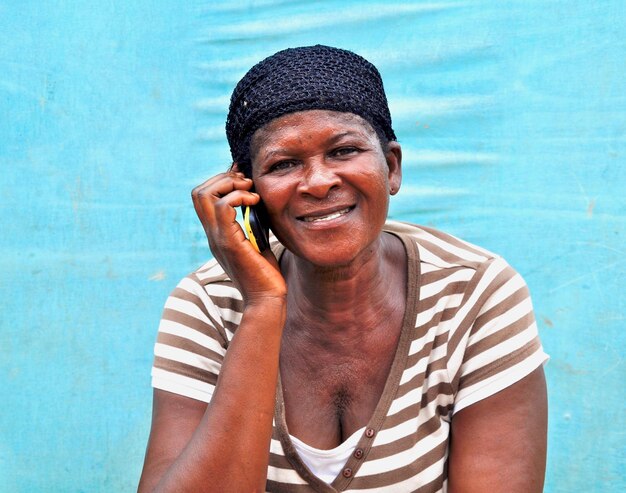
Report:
1,1,624,491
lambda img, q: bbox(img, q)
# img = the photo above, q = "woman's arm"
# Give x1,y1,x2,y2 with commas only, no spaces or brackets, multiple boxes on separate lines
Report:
448,366,548,493
138,300,286,493
138,169,288,492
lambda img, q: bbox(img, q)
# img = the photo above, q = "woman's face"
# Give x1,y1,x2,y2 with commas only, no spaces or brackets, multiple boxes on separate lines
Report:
250,109,402,267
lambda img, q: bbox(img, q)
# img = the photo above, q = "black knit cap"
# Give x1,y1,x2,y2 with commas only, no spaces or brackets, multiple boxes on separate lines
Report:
226,45,396,170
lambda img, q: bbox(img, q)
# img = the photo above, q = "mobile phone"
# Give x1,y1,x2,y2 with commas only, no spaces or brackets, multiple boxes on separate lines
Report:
242,196,270,253
237,164,270,252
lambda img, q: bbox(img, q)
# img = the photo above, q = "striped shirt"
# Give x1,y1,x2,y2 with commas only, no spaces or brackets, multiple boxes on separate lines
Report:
151,221,548,492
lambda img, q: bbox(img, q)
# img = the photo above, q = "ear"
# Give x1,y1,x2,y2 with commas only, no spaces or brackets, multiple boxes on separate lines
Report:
385,141,402,195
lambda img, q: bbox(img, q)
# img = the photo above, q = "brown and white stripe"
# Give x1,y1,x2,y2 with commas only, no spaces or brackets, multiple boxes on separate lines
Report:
151,220,548,492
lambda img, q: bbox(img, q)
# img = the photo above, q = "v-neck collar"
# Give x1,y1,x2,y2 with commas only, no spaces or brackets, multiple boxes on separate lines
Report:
271,230,421,492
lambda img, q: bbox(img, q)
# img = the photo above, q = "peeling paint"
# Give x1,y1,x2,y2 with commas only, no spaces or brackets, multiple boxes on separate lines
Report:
587,199,596,217
148,270,166,282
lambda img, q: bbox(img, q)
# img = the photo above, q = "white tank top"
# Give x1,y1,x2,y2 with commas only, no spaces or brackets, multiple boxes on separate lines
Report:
289,427,365,483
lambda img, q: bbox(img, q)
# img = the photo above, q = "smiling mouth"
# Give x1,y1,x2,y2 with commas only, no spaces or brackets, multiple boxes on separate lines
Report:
299,206,354,223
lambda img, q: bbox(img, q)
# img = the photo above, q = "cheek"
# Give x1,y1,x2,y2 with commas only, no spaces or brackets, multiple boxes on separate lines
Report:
359,164,390,196
360,168,392,221
255,179,292,217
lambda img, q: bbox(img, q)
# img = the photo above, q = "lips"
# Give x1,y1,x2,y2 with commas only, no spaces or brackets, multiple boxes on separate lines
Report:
297,205,355,223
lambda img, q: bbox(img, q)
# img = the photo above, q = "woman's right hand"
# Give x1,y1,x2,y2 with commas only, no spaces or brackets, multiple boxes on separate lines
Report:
140,169,288,493
191,167,287,304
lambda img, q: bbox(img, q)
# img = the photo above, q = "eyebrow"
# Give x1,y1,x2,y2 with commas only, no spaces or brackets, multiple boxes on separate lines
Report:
327,131,364,143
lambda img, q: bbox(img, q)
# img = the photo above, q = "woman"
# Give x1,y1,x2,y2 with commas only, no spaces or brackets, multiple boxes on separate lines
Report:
138,45,548,492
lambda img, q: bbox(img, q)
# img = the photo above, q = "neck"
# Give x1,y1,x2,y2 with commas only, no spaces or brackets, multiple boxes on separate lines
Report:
281,233,405,344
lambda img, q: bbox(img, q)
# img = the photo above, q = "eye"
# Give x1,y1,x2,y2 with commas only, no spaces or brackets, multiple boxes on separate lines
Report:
268,159,298,173
331,146,360,158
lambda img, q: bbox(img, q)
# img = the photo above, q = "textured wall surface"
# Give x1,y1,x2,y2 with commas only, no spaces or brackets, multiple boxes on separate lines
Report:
1,1,624,491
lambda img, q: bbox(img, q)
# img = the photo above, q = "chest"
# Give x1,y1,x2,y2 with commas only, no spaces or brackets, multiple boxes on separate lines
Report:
279,318,404,449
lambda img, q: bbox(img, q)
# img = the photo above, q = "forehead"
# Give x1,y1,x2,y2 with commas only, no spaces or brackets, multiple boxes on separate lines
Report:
250,110,377,153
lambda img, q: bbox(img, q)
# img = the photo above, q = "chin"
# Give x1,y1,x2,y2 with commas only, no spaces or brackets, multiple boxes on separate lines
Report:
283,232,378,269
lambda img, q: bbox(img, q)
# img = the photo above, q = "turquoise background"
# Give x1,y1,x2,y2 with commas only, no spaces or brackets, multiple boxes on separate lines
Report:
1,1,624,491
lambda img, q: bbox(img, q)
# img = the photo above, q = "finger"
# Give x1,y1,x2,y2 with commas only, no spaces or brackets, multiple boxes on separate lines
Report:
192,169,248,191
191,173,252,206
195,189,260,229
191,172,230,192
218,190,260,208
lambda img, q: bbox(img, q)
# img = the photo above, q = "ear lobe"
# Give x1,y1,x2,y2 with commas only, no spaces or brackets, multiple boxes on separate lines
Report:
385,141,402,195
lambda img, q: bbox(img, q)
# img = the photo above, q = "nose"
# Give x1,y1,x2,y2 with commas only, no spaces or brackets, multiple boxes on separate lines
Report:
296,160,341,199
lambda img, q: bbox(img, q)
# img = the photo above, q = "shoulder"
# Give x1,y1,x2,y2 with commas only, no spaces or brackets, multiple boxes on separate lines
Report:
159,258,244,351
385,220,533,331
189,256,231,287
384,220,505,273
180,259,242,314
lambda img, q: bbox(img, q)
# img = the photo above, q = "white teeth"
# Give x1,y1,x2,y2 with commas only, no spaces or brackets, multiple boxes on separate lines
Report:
303,207,351,222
